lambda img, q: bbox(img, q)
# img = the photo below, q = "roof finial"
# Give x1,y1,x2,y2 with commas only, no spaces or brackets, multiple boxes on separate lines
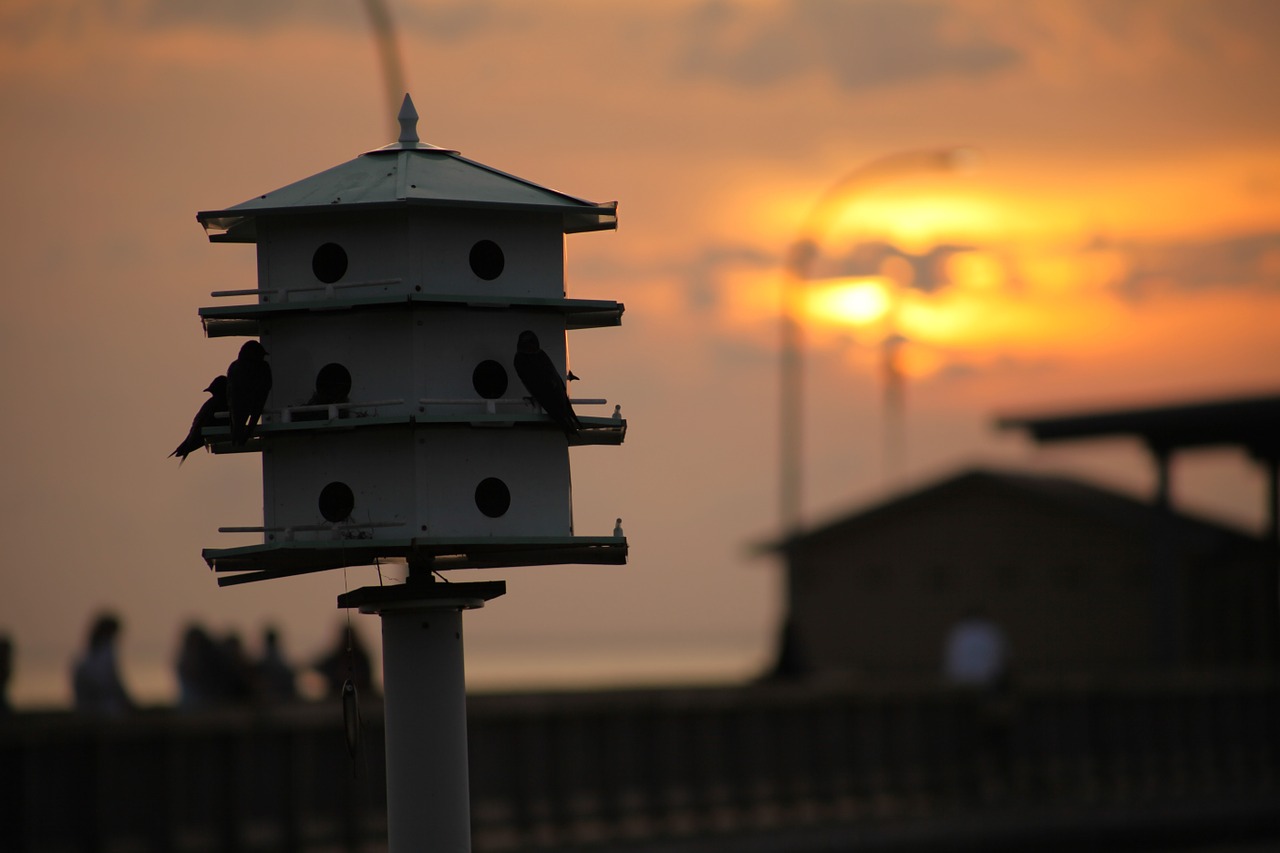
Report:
397,93,419,146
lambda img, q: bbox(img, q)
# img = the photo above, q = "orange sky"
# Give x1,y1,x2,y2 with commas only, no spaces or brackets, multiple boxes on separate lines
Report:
2,0,1279,707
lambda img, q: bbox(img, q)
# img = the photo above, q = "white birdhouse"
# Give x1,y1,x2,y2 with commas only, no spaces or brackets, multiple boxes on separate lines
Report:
194,95,627,585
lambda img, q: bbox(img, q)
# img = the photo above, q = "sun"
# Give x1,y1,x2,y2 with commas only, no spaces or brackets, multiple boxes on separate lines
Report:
804,277,894,327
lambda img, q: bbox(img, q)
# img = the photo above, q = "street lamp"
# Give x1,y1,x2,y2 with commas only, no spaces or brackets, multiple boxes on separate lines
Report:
361,0,408,133
779,148,973,536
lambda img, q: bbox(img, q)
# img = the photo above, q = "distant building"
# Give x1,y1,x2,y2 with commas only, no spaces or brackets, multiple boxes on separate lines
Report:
767,468,1277,684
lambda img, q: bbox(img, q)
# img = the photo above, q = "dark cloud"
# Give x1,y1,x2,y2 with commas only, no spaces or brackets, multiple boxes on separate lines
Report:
683,244,777,311
680,0,1020,91
819,240,977,294
1115,232,1280,300
140,0,354,30
927,353,1060,386
145,0,500,40
1,0,499,43
574,242,777,314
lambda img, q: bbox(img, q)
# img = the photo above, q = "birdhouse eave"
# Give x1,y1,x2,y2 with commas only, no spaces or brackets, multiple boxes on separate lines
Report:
197,149,618,242
206,535,629,585
198,293,625,333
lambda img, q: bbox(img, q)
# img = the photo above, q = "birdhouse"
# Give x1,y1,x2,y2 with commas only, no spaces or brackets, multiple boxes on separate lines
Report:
193,96,627,585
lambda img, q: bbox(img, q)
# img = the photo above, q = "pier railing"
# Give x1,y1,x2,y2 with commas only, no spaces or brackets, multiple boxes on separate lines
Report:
4,676,1278,852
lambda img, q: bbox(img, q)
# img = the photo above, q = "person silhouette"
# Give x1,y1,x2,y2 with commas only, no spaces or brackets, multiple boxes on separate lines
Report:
176,622,224,710
72,612,134,715
255,626,298,703
0,633,13,715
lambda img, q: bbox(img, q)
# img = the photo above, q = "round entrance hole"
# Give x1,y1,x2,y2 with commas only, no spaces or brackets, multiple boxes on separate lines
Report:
314,362,353,404
468,240,504,281
472,360,509,399
474,477,511,518
318,481,356,523
312,242,349,284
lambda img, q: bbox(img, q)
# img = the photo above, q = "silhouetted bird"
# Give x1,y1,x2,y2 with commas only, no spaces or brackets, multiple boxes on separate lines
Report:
514,330,581,436
227,340,272,445
171,375,228,463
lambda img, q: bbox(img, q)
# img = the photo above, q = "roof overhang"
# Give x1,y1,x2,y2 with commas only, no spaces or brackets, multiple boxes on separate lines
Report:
997,391,1280,456
197,147,618,243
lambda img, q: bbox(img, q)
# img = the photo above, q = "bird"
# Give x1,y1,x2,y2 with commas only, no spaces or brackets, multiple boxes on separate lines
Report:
170,375,228,463
514,330,581,436
227,340,272,445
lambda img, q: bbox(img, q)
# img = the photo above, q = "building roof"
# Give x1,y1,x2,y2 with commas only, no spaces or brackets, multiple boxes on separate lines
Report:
196,94,618,243
996,391,1280,457
769,467,1260,557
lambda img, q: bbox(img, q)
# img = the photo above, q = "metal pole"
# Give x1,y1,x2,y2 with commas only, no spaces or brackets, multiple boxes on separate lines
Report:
341,579,504,853
778,148,972,535
380,604,471,853
779,243,813,537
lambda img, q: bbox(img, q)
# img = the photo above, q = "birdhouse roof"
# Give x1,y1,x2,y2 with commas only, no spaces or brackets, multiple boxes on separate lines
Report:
197,95,618,242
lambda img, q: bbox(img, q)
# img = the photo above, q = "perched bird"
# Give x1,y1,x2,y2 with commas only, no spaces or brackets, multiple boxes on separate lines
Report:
227,340,272,445
170,375,228,463
514,330,581,436
567,369,580,382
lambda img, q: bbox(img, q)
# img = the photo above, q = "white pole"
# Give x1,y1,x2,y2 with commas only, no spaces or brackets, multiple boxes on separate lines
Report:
380,603,471,853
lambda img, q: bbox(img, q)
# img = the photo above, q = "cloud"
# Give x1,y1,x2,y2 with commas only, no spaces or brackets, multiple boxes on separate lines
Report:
1113,232,1280,300
0,0,500,44
679,0,1021,91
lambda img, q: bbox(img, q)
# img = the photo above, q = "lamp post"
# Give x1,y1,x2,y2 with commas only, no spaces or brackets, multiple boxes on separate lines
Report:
361,0,407,133
779,148,971,536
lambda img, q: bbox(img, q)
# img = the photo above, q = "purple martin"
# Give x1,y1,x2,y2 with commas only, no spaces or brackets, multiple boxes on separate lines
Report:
227,340,272,445
171,375,228,463
514,330,581,436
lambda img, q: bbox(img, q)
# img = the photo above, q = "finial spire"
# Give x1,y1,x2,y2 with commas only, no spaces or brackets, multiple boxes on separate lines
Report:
369,92,458,154
397,93,419,145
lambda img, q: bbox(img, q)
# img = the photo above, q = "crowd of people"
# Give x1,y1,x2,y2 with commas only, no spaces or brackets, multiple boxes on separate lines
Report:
0,612,378,715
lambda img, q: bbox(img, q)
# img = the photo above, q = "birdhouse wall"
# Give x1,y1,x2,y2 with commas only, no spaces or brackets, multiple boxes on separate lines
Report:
413,309,570,418
257,308,572,423
415,426,573,536
408,210,565,300
263,428,416,543
255,210,565,304
257,213,411,303
261,425,573,541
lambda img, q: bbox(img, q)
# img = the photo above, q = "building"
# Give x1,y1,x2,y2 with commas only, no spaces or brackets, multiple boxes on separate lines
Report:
769,468,1276,684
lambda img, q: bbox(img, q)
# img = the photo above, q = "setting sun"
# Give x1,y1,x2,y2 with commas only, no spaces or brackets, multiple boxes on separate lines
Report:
805,277,894,327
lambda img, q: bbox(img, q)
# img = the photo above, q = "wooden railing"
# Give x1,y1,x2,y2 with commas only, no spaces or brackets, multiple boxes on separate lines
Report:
3,677,1278,852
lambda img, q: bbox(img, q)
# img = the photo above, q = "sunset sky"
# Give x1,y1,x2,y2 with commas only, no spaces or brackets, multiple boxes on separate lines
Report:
3,0,1279,707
